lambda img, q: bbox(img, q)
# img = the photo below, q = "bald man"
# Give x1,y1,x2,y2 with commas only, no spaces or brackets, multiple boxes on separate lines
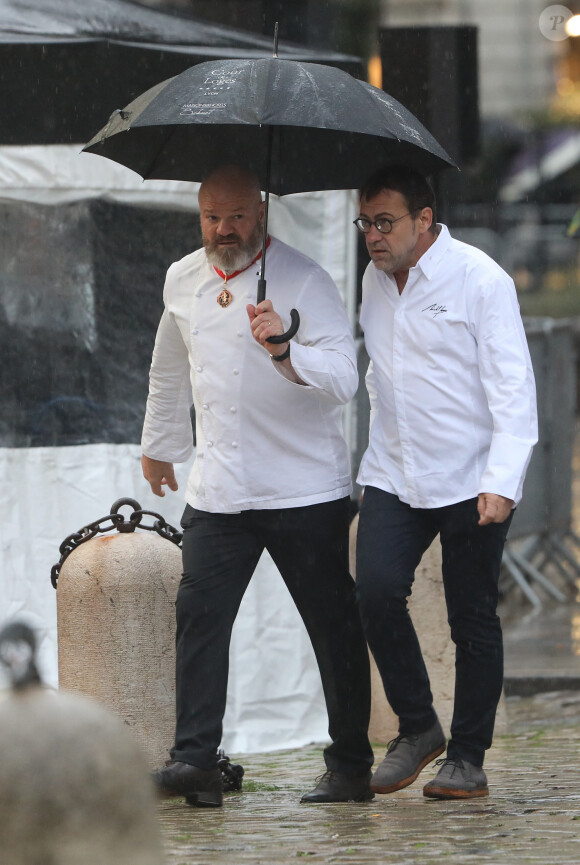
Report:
142,166,374,807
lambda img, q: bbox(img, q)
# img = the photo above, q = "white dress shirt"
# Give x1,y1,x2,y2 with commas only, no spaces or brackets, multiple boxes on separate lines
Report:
357,224,538,508
142,236,357,513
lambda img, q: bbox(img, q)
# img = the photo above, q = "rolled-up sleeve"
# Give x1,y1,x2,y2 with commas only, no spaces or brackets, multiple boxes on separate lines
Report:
141,307,194,463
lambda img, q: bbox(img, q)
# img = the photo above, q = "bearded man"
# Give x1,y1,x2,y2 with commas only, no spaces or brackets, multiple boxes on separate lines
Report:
142,165,374,807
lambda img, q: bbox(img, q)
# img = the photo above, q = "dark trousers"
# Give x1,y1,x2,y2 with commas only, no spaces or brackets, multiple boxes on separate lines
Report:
355,487,512,767
172,497,373,775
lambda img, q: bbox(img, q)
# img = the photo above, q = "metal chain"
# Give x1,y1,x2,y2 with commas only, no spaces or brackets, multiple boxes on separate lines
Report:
50,498,182,588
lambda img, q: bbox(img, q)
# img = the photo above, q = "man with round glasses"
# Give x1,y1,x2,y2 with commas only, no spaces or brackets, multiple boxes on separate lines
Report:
353,164,538,800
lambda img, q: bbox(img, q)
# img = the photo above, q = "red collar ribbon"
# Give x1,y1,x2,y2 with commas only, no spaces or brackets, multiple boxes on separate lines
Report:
213,236,271,283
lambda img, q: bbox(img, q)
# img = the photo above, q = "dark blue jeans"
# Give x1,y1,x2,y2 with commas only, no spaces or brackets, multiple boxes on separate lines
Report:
172,497,373,775
356,487,512,767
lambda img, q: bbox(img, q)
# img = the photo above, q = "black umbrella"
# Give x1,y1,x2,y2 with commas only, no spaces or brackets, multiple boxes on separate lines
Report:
84,43,456,342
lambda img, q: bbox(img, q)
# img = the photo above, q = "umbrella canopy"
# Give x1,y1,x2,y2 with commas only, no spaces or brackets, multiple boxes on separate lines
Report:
84,57,456,193
84,56,456,343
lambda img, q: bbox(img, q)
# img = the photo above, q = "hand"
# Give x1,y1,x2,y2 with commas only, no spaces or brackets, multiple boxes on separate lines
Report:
142,455,178,497
477,492,514,526
246,299,289,358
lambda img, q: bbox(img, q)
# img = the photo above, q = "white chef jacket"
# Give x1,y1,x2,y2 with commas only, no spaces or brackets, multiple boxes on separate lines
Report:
141,236,357,513
357,224,538,509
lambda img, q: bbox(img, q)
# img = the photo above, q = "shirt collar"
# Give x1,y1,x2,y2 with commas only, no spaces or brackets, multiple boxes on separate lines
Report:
414,223,452,280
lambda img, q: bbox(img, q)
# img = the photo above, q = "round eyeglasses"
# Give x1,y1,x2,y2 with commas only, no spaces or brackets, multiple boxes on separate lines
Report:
353,212,412,234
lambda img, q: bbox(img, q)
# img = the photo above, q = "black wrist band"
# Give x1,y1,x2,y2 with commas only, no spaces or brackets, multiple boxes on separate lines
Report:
269,344,291,362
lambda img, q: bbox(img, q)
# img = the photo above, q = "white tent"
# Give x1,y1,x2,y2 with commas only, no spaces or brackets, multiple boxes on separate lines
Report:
0,142,358,756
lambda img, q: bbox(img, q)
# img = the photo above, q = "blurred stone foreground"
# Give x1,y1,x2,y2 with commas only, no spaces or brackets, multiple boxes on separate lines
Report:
0,687,163,865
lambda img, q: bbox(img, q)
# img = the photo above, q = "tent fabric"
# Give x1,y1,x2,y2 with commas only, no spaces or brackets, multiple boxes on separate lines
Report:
0,145,356,452
0,0,362,145
0,0,358,59
0,0,319,53
0,142,357,755
0,144,356,296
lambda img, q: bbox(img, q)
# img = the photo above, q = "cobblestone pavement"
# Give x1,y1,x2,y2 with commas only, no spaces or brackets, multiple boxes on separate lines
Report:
158,694,580,865
156,427,580,865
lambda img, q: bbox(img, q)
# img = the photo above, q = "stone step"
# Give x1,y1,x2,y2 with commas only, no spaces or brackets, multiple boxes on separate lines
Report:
504,675,580,697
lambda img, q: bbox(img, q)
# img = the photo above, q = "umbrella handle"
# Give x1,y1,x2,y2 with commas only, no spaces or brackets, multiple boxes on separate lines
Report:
257,279,300,343
266,309,300,345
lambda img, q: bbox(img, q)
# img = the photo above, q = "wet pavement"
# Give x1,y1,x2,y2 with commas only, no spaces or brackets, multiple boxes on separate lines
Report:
156,601,580,864
158,715,580,864
155,553,580,864
156,445,580,864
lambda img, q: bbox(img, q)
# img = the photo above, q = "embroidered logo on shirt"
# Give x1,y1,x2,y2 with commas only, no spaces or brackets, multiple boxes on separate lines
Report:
422,303,448,318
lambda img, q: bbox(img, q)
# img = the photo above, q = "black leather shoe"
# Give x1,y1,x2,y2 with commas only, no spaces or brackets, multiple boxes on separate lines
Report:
151,760,223,807
300,770,374,803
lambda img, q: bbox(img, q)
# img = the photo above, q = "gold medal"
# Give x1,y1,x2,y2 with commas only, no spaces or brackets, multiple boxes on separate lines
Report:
217,288,233,308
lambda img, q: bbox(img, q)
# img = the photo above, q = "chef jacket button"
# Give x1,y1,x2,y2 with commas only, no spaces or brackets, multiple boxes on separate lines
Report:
192,328,199,335
196,291,202,297
196,366,203,372
233,368,239,375
237,331,243,337
207,441,213,447
202,404,209,410
232,441,238,448
230,406,237,413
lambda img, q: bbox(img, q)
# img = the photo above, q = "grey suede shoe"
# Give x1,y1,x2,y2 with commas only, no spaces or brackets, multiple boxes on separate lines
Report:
371,720,446,794
423,757,489,799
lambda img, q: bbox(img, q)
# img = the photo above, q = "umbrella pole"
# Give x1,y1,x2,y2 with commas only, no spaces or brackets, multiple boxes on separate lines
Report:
256,125,273,306
257,23,277,306
257,132,300,344
257,22,300,346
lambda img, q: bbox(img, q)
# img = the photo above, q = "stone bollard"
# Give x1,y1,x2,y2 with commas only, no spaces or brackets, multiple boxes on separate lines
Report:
57,530,181,768
349,514,507,744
